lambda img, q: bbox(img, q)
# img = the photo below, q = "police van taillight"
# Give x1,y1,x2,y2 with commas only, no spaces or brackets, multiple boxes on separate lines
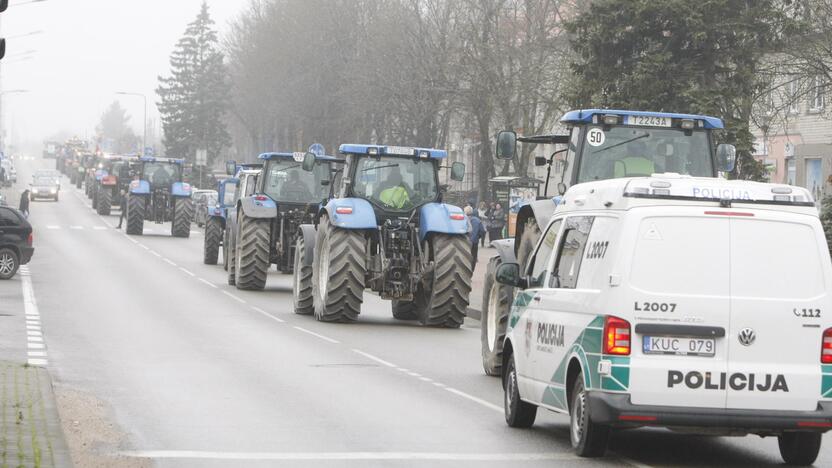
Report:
604,316,631,355
821,328,832,363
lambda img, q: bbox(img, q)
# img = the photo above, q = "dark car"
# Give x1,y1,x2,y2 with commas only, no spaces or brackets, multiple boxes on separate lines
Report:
0,206,33,279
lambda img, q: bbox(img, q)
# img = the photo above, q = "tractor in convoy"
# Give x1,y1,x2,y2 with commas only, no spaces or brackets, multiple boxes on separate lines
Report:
125,157,194,237
92,154,138,215
480,109,737,375
203,161,262,266
225,168,260,285
230,148,335,290
293,144,470,328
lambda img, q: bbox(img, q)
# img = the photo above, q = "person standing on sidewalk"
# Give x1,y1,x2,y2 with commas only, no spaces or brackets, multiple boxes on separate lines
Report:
477,201,488,247
116,189,128,229
489,203,505,241
465,206,486,270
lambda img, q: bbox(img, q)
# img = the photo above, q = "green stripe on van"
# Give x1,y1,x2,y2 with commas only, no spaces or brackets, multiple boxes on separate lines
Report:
822,365,832,398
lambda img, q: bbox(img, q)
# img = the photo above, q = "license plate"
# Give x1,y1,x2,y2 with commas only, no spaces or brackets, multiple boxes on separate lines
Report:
627,115,671,127
642,336,715,357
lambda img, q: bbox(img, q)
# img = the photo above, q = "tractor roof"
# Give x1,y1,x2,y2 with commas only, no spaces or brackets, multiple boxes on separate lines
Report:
560,109,724,129
258,152,339,162
339,144,447,159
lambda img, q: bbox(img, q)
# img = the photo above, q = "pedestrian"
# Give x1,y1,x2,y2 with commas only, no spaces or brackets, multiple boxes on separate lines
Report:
465,206,486,270
477,201,488,247
116,189,128,229
489,203,505,241
18,189,30,218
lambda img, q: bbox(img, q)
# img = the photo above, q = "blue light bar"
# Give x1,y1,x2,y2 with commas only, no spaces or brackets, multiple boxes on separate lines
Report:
560,109,724,129
339,144,447,159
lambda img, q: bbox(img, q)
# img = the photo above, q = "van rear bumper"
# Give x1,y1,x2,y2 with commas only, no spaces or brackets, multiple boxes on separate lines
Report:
589,392,832,433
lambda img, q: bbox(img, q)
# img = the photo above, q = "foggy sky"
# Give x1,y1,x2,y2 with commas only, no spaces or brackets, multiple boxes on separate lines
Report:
1,0,242,154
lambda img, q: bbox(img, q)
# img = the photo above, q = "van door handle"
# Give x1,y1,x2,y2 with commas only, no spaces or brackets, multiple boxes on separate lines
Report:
532,296,541,302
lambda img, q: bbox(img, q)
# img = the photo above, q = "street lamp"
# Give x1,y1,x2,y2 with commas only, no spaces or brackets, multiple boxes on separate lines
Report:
116,92,147,156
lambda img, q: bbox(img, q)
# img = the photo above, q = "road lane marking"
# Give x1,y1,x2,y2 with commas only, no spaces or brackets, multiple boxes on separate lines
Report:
69,226,84,230
222,291,246,304
351,350,396,368
119,451,580,461
139,244,150,250
27,351,46,357
149,250,162,258
443,387,503,414
20,265,48,366
293,326,340,344
179,267,195,277
163,258,177,267
27,331,42,337
198,278,217,288
46,225,60,230
250,306,285,323
93,226,107,230
27,358,48,366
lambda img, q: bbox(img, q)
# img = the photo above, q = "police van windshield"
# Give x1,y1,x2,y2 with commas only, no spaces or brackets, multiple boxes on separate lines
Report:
577,126,713,183
263,158,330,203
352,156,438,211
143,163,181,187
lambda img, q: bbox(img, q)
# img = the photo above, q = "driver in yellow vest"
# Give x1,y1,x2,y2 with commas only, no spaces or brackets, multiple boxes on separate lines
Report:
614,140,655,178
378,166,412,209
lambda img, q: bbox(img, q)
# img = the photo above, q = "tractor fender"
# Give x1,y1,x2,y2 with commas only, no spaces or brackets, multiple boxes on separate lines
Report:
171,182,193,198
129,180,150,195
239,195,277,218
298,224,318,266
323,198,376,229
418,202,467,242
491,239,517,264
514,197,560,255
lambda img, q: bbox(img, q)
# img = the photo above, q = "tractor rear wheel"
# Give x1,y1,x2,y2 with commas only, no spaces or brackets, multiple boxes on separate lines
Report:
414,234,472,328
481,256,512,376
235,213,270,290
171,198,193,238
203,217,222,265
312,217,365,322
97,187,112,215
293,235,313,315
92,185,99,209
227,228,237,285
126,195,144,235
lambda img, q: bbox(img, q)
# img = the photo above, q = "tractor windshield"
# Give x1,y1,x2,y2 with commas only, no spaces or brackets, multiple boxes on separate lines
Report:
352,156,438,211
263,158,330,203
143,163,182,187
577,126,713,183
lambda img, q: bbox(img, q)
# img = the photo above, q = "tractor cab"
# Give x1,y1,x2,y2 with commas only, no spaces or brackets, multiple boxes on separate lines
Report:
139,157,185,190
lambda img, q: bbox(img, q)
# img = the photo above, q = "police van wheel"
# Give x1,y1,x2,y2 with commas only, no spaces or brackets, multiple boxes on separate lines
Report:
504,353,536,428
482,256,511,376
203,217,222,265
778,432,821,466
570,373,610,457
312,217,365,323
235,214,269,290
171,198,193,238
293,235,314,315
414,234,472,328
391,300,418,320
97,188,112,216
126,195,145,236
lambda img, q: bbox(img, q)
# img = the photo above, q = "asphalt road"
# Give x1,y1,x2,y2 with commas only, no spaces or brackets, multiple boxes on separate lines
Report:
2,156,831,467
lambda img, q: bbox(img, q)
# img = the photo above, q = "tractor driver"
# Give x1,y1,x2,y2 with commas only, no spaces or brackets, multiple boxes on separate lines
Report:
378,166,413,210
280,170,313,201
151,165,172,187
613,139,655,178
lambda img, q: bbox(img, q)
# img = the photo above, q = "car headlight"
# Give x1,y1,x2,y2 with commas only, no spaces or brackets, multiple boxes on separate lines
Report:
50,189,57,194
32,189,39,193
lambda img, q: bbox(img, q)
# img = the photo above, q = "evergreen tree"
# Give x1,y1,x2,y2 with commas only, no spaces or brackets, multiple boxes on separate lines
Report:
157,1,230,165
96,101,139,154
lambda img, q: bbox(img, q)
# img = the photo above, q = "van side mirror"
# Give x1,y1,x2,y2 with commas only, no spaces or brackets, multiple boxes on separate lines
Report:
302,152,316,172
225,161,237,176
496,131,517,160
450,162,465,182
495,262,526,289
717,144,736,173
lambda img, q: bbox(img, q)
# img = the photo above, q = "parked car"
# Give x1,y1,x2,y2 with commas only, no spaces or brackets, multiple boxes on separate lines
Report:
0,206,33,279
192,189,218,227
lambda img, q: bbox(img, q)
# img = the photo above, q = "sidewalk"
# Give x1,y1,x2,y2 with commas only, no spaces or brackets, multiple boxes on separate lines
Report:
0,361,71,468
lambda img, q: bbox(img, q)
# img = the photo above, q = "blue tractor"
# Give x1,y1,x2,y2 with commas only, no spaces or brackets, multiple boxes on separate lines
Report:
230,148,336,290
203,162,263,265
294,144,470,328
126,157,194,237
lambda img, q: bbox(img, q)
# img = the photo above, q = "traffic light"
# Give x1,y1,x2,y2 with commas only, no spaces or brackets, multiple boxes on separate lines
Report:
0,0,7,61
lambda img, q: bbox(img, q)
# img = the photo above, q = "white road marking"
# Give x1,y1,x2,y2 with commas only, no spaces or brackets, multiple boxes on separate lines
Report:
119,451,580,461
444,387,503,414
163,258,177,267
128,237,139,244
27,331,42,337
149,250,162,258
27,343,45,350
351,349,396,368
179,267,195,277
27,358,48,367
250,306,285,323
293,326,340,344
69,225,84,230
139,244,150,250
20,266,47,361
198,278,217,288
46,225,60,230
222,291,246,304
27,351,46,357
93,226,107,231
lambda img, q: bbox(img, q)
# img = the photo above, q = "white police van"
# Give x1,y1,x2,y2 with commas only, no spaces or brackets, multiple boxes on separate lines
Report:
494,174,832,465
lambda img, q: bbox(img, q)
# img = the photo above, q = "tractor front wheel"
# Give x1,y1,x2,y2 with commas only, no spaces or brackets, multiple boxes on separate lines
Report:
312,217,365,323
234,213,270,290
203,217,222,265
293,234,314,315
414,234,472,328
97,187,112,215
126,195,145,236
171,197,193,238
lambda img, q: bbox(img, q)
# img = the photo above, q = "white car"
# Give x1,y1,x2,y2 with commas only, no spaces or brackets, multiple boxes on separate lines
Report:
496,174,832,465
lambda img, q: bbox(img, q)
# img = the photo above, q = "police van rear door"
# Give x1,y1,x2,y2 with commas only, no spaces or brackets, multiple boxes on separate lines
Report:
627,208,730,409
726,212,830,411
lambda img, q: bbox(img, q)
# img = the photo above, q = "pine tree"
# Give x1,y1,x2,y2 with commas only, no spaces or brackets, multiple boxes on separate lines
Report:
157,1,230,165
96,101,139,154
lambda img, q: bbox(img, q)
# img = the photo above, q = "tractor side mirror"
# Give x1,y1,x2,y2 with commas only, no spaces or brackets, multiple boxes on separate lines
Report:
557,182,567,196
717,144,736,173
496,131,517,160
534,156,547,167
495,262,527,289
450,162,465,182
302,152,316,172
225,161,237,176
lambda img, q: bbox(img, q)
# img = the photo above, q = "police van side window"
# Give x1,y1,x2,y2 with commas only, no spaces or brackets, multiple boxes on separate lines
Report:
551,216,594,289
527,219,562,288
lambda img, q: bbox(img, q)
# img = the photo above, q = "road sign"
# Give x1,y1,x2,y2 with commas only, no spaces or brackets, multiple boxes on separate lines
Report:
195,149,208,166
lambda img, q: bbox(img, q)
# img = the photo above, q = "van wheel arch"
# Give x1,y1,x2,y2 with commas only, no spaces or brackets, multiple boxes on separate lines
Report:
566,357,583,411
